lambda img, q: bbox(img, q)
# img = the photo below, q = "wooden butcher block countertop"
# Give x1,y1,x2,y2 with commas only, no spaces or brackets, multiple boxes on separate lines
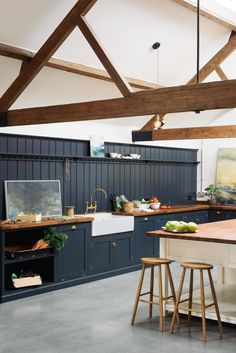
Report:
0,216,94,231
115,203,236,217
147,219,236,245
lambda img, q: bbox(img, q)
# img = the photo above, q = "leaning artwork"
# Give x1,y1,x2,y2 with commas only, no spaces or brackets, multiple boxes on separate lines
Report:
216,148,236,204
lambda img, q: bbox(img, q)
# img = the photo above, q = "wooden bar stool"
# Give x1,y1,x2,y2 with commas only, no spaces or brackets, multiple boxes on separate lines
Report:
130,257,179,331
170,262,223,341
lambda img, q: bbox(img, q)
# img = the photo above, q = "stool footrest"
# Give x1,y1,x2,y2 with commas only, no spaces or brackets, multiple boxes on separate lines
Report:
139,299,159,306
140,291,151,297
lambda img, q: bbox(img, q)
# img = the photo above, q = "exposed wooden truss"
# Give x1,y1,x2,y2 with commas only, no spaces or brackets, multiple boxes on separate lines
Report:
215,65,228,80
0,0,134,112
132,126,236,141
0,43,161,90
77,16,133,96
141,31,236,131
171,0,236,31
5,80,236,126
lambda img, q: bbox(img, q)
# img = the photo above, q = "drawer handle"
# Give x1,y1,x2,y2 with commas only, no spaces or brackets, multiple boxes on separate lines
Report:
71,225,77,230
144,217,148,221
112,242,117,248
216,211,221,215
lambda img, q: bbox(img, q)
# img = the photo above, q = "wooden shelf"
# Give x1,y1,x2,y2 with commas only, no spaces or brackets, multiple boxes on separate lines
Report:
4,253,54,265
3,281,55,297
0,152,199,165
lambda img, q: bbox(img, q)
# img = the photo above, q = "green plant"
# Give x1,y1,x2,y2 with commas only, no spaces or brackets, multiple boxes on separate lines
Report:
204,184,220,200
43,227,68,251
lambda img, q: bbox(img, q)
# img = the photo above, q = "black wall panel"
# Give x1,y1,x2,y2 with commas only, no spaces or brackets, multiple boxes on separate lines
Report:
0,133,198,218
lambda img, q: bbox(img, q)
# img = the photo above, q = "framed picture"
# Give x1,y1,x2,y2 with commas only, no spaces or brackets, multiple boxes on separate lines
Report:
4,180,62,219
90,135,105,157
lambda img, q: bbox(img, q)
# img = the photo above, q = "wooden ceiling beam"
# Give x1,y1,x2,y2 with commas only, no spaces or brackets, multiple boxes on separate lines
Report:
0,43,162,90
5,79,236,126
0,0,97,112
171,0,236,31
132,125,236,141
141,31,236,131
77,16,133,96
215,65,228,80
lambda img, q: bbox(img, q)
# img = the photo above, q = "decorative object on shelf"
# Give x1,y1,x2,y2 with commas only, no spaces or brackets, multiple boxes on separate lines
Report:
4,180,62,219
216,148,236,205
204,184,220,205
109,152,121,158
65,206,75,217
129,154,141,159
16,213,42,222
43,227,68,251
90,135,105,157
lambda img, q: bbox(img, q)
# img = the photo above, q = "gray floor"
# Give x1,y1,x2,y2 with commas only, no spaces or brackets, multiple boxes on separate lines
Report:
0,264,235,353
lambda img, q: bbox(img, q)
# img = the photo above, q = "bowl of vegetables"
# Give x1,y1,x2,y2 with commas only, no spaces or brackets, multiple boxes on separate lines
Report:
133,199,151,211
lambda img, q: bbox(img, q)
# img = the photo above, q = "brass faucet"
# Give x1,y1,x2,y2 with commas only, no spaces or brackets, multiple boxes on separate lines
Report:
85,188,107,214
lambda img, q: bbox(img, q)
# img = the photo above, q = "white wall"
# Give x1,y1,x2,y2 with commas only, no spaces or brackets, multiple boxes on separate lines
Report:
0,0,235,195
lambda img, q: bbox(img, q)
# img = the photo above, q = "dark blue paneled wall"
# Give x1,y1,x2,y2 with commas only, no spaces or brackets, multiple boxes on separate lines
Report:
0,133,198,218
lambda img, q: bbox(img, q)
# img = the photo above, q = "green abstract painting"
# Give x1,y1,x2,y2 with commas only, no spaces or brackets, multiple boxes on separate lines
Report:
216,148,236,204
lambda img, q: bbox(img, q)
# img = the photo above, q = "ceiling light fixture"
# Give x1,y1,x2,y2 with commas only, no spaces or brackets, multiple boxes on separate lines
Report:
152,42,164,128
195,0,201,114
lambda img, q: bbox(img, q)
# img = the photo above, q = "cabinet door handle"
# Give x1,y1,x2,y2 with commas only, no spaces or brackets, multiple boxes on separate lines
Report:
216,211,221,215
144,217,148,221
112,242,117,248
71,225,77,230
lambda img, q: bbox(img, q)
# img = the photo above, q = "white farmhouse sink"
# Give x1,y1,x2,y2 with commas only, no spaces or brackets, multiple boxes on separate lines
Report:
79,212,134,236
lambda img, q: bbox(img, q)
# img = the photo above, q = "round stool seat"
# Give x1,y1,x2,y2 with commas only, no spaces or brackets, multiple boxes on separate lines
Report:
181,262,213,270
141,257,172,265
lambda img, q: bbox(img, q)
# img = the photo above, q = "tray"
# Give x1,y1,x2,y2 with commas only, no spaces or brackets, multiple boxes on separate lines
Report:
161,226,198,233
12,275,42,288
5,245,53,260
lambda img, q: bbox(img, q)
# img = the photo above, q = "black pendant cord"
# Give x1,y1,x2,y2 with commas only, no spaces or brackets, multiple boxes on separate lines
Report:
197,0,200,84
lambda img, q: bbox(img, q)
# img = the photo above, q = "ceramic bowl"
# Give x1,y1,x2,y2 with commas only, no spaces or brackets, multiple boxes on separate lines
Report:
150,202,161,210
130,154,141,159
109,152,118,158
138,203,151,211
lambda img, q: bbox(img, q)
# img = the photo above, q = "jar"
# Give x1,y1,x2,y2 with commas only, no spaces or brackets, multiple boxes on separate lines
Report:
65,206,75,217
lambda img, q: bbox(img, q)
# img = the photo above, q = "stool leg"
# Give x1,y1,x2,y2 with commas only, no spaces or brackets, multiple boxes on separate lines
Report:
130,263,146,325
188,269,194,326
158,264,164,332
208,269,223,336
166,264,180,326
149,265,154,318
170,267,186,334
200,270,207,341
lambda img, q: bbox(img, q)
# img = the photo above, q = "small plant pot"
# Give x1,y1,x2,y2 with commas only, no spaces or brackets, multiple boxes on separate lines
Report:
208,199,217,205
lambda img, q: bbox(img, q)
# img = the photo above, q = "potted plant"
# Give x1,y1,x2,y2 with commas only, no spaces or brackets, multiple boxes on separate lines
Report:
43,227,68,251
204,184,220,205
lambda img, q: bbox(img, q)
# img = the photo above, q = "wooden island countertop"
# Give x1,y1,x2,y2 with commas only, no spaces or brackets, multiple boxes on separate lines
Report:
147,219,236,244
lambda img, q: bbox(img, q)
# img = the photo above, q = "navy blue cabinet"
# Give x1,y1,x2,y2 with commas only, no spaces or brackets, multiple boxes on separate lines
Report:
91,231,133,274
183,211,208,224
134,216,158,263
57,222,91,281
208,210,228,222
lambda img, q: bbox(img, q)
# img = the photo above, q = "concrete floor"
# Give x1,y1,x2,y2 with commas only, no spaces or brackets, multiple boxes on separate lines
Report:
0,264,235,353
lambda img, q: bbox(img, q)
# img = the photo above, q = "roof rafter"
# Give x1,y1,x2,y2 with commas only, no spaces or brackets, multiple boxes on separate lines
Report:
77,16,133,96
0,43,161,90
171,0,236,31
140,30,236,131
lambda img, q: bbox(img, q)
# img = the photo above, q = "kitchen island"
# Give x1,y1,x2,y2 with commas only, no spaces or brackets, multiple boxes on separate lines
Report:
147,219,236,324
